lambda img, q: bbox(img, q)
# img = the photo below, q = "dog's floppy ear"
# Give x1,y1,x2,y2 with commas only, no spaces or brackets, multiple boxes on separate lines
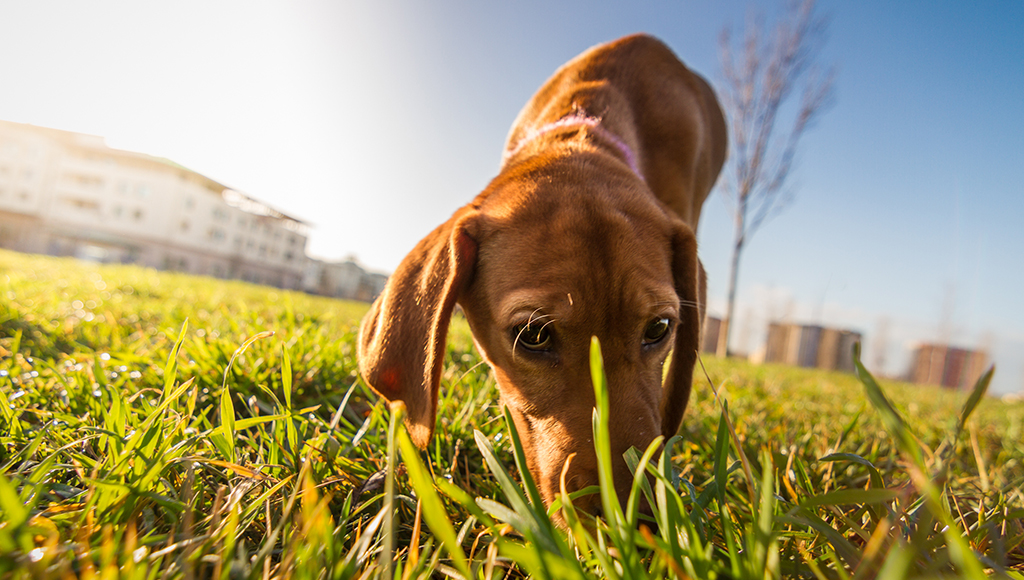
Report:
660,222,705,438
358,210,478,448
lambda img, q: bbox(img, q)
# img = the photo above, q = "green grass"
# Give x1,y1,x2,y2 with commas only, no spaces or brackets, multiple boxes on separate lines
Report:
0,247,1022,578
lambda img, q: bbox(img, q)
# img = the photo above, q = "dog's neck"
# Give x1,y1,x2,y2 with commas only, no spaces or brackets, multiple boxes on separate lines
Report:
504,111,643,179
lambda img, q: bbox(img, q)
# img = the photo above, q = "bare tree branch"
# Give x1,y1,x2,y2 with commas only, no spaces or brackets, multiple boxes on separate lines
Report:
715,0,836,357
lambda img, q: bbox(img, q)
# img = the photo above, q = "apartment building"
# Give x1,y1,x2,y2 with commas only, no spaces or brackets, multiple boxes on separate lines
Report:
908,343,988,390
763,322,863,373
0,120,308,289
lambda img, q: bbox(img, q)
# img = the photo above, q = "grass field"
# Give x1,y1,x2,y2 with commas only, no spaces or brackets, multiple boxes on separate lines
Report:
1,247,1022,579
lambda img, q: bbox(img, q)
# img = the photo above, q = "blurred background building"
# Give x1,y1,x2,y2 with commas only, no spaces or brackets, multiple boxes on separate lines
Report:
907,343,989,390
0,120,385,301
704,317,863,373
703,316,723,356
302,256,387,302
762,322,863,372
703,314,992,390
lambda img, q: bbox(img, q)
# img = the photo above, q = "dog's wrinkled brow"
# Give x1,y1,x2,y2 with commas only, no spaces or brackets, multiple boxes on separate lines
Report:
500,290,571,326
645,288,681,319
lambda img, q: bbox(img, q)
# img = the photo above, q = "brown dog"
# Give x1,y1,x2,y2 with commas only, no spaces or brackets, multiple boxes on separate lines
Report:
358,34,726,513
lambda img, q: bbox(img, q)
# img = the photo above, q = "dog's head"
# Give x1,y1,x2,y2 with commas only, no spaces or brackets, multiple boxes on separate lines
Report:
357,157,704,514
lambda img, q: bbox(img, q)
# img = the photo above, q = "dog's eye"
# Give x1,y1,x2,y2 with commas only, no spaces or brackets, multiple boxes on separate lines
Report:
643,317,671,345
513,323,553,351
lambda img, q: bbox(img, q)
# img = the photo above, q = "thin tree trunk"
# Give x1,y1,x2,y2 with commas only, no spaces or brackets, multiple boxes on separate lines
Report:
718,217,745,357
716,0,834,361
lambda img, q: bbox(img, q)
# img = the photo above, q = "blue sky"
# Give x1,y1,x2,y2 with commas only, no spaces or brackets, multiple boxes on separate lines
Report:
1,1,1021,394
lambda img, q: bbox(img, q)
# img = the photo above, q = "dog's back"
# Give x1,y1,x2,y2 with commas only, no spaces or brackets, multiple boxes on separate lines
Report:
504,34,727,229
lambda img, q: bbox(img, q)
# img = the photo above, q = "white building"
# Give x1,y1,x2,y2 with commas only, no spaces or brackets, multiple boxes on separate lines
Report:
0,120,309,289
303,256,388,302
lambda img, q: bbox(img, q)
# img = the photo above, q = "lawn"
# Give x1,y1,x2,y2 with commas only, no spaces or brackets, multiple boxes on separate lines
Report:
1,248,1021,578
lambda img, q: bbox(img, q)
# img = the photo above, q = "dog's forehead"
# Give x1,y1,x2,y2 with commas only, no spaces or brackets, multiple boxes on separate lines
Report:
469,160,681,321
476,214,678,323
480,189,672,272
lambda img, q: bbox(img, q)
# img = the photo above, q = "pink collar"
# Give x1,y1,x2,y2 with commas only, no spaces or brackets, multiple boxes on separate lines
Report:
504,112,643,179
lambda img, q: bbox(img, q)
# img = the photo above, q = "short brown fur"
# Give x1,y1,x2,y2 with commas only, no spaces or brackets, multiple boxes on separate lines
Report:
358,34,727,512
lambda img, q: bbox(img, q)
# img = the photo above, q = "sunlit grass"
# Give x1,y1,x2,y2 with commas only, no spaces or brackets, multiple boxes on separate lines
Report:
1,248,1022,578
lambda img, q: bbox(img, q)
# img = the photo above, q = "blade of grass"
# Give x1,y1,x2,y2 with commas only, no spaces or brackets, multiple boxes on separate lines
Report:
589,337,647,579
624,436,662,528
281,343,298,456
219,374,236,465
953,366,993,438
748,448,777,579
589,336,623,526
381,400,402,578
162,319,188,400
818,453,885,490
853,343,924,469
395,413,472,579
502,405,546,515
799,488,901,508
698,356,758,507
473,430,560,556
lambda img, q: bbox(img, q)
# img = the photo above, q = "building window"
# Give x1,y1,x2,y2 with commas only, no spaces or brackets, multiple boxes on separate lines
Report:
112,205,123,218
180,220,190,232
133,208,144,221
136,184,150,198
61,196,99,211
117,181,129,195
208,228,225,242
64,173,103,188
185,197,195,210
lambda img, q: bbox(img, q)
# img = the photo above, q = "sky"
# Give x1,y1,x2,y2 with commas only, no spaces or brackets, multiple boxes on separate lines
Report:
1,1,1021,395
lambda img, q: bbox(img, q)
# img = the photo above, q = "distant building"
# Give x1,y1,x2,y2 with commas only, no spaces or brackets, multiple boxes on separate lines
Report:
763,322,862,373
303,256,387,302
0,120,309,289
908,343,988,390
702,316,722,354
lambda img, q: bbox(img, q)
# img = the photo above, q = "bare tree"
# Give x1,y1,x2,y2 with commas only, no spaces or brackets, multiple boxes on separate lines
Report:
716,0,836,357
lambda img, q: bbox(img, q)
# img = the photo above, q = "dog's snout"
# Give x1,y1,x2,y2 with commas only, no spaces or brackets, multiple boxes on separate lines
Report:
557,467,602,516
568,488,603,519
